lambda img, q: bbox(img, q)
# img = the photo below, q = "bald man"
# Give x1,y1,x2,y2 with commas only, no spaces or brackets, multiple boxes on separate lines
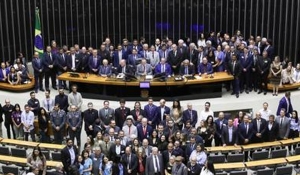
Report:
215,112,228,146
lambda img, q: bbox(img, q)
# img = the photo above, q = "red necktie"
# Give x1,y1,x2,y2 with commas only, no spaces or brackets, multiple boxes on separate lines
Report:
121,108,125,120
143,127,146,135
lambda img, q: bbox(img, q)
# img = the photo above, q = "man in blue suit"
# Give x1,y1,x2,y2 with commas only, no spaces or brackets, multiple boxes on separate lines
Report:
55,48,68,89
32,52,44,93
179,59,195,76
143,97,158,128
158,44,169,61
127,49,142,67
128,39,142,53
137,117,153,142
113,45,126,67
182,103,198,127
239,47,253,94
197,57,213,76
276,91,293,117
238,115,254,145
214,112,228,146
154,58,172,76
98,59,112,77
157,99,171,124
89,49,102,74
43,46,57,90
0,62,9,82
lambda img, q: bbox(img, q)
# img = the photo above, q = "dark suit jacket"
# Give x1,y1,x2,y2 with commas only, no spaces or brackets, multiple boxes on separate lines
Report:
257,57,271,76
187,162,202,175
182,109,198,127
179,65,195,76
162,150,173,167
121,153,138,175
127,54,141,66
88,55,102,71
221,125,238,145
276,97,293,117
83,109,98,132
187,49,198,66
109,144,125,161
66,54,81,71
238,122,254,144
98,65,112,76
168,50,183,67
144,104,158,126
227,60,242,78
265,121,279,141
42,52,55,72
239,53,253,71
137,125,153,142
215,119,228,138
115,107,131,128
55,53,68,72
198,63,213,74
154,63,172,76
61,146,78,172
32,58,43,75
251,118,267,143
156,106,171,124
113,50,126,67
130,109,145,121
117,65,134,75
78,52,90,72
185,143,196,158
145,154,164,175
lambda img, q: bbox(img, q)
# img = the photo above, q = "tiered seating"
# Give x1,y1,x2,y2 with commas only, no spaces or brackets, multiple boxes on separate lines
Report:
0,78,35,92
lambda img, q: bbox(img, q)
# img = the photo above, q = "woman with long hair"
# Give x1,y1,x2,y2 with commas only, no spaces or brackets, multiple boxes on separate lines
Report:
94,131,103,147
137,148,146,175
7,66,20,85
205,115,216,147
233,111,244,127
149,129,159,147
26,146,47,175
101,156,113,175
158,135,168,151
84,135,95,148
82,150,92,175
200,160,216,175
289,110,299,151
131,138,141,154
197,120,208,145
38,108,50,143
269,56,282,96
170,99,184,130
11,103,23,140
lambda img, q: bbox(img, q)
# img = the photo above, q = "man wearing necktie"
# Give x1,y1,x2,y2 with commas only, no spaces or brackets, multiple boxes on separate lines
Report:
145,147,164,175
180,59,195,76
115,99,130,128
121,147,138,175
43,46,57,90
252,112,267,143
182,103,198,127
227,54,241,98
89,49,101,74
238,115,253,161
154,58,172,76
276,91,293,117
32,52,44,93
98,59,112,77
275,109,290,140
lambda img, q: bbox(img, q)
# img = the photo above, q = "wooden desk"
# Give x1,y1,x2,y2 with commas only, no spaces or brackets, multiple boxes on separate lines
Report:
267,83,300,91
0,77,35,92
58,72,233,86
245,158,287,168
206,145,242,153
214,162,245,170
285,155,300,163
241,141,282,151
1,138,38,147
0,155,61,168
279,137,300,145
39,143,65,150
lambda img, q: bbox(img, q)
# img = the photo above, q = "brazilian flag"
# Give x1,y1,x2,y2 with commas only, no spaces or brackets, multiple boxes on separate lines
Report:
34,7,43,56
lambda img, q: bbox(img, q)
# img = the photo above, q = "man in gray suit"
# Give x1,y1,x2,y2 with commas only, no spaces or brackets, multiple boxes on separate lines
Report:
276,108,290,140
68,84,83,111
172,156,188,175
147,45,160,70
136,58,152,76
145,147,164,175
142,139,153,157
99,100,115,127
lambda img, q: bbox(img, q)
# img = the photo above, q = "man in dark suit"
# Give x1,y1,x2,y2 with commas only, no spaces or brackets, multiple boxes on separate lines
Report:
137,118,153,142
168,44,183,74
276,91,293,117
129,39,142,53
162,143,174,167
88,49,102,74
67,47,81,72
130,101,145,121
78,47,90,72
187,156,202,175
238,115,254,161
55,48,68,89
197,57,213,76
32,52,44,93
117,59,134,75
251,112,267,143
257,50,271,95
158,44,169,60
276,109,290,140
98,59,112,77
239,47,253,94
145,147,164,175
214,112,228,146
121,146,138,175
163,120,178,139
98,44,111,64
182,103,198,127
157,99,171,125
187,43,198,68
264,39,274,60
179,59,195,76
221,118,238,146
144,97,158,128
127,48,142,67
265,114,279,142
83,102,98,137
109,137,126,162
154,58,172,76
113,44,126,67
185,136,197,159
227,53,242,98
99,100,115,128
0,62,9,82
250,48,261,92
43,46,57,90
115,99,130,128
61,138,79,175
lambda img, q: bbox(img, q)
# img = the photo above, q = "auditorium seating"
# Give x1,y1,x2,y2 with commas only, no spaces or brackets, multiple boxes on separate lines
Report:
0,78,35,92
267,83,300,91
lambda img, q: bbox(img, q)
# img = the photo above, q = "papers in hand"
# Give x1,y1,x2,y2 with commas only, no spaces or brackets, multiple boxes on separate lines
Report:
117,73,125,79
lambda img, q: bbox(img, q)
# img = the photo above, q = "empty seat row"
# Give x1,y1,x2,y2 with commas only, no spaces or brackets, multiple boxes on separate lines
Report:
216,166,293,175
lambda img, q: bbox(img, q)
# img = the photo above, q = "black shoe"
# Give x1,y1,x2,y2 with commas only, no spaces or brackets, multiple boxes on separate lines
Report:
39,88,45,92
249,89,253,92
52,86,57,90
254,88,257,92
46,88,50,91
246,90,249,94
231,92,235,95
236,94,239,98
264,92,267,95
240,90,244,94
258,91,262,94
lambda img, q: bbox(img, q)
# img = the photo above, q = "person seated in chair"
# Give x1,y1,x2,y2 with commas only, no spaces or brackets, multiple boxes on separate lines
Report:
281,65,295,85
0,62,9,82
117,59,134,75
7,67,20,85
98,59,112,77
17,62,31,84
180,59,195,76
154,58,172,76
198,57,213,76
136,58,152,76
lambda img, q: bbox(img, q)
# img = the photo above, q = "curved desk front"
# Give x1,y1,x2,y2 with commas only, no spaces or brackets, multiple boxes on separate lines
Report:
58,72,234,100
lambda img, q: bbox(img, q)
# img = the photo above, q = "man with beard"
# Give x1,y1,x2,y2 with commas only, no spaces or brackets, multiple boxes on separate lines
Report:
61,138,79,175
50,103,66,144
83,102,98,137
79,47,90,72
2,99,15,139
55,87,68,112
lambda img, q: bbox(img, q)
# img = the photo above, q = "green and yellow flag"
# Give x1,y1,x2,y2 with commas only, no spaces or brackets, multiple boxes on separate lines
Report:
34,7,43,56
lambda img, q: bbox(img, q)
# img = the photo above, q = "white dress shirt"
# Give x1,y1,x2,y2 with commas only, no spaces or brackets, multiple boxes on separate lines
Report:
21,111,35,132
